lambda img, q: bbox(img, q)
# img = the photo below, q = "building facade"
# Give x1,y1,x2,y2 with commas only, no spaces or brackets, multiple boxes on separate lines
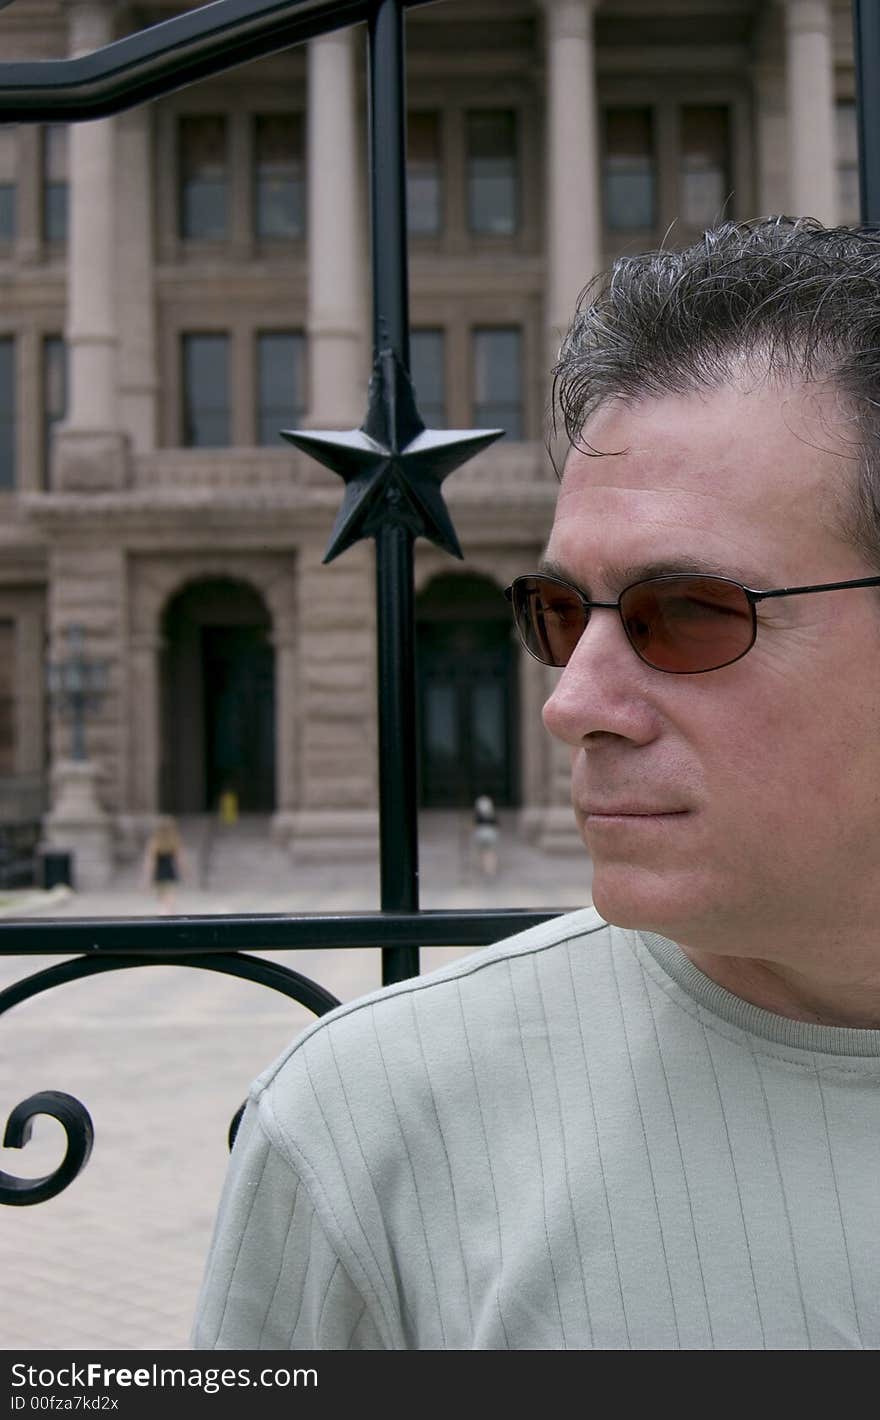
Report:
0,0,860,875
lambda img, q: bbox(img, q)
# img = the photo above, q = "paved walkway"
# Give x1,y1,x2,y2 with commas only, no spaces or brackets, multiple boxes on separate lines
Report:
0,812,593,1351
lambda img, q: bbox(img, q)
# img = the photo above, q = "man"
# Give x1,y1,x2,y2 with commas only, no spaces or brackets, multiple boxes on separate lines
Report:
193,217,880,1350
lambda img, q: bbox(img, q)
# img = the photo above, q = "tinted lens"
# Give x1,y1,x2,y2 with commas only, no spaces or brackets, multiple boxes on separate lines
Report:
510,575,587,666
620,575,754,672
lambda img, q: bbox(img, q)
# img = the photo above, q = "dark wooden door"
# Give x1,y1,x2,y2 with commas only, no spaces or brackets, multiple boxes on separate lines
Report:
202,626,275,812
417,622,515,807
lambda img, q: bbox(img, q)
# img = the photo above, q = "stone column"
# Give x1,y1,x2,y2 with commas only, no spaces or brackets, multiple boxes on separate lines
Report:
42,760,114,890
128,634,162,816
15,597,46,787
287,540,379,861
544,0,602,370
115,105,158,453
305,28,368,429
14,126,41,266
54,0,129,491
752,64,789,218
269,630,299,846
784,0,836,224
532,0,598,855
112,630,162,865
42,546,123,889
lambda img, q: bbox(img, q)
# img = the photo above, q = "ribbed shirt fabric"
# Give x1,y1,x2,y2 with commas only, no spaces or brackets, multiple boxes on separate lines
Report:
191,907,880,1350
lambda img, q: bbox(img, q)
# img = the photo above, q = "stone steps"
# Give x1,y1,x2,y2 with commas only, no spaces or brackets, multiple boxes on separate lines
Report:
196,814,295,894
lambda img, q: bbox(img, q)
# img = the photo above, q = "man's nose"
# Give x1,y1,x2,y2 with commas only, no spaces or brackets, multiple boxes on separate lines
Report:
541,607,658,747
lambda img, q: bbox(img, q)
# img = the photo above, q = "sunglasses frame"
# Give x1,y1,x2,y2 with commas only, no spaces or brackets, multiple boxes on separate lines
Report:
504,570,880,674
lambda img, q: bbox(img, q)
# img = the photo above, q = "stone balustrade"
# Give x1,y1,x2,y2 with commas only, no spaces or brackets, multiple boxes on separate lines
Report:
130,441,556,493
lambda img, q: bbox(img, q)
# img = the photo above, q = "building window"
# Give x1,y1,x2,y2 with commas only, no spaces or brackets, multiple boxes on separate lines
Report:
410,329,446,427
179,115,228,240
407,112,442,235
466,110,517,235
256,331,306,445
680,106,730,228
254,114,305,240
603,108,655,230
837,100,860,225
43,336,67,489
0,128,15,242
472,326,522,439
182,334,230,446
42,125,68,244
0,337,14,489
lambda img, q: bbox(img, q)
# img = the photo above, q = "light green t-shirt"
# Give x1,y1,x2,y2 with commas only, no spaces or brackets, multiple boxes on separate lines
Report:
192,907,880,1349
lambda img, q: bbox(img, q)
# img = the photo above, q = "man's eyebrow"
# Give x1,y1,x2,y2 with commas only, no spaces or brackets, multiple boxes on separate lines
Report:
536,554,772,589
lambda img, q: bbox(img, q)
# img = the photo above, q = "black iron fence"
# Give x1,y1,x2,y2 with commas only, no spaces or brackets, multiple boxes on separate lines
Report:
0,0,877,1236
0,0,565,1213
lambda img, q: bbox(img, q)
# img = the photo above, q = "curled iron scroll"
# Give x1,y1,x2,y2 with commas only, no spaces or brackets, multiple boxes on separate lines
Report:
1,952,340,1205
1,1090,94,1206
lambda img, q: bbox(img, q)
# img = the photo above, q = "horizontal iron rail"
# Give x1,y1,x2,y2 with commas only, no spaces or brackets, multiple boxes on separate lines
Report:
0,952,343,1017
0,0,437,121
0,908,565,954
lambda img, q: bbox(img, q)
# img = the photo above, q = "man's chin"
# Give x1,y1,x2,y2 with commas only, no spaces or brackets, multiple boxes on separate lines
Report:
589,871,687,937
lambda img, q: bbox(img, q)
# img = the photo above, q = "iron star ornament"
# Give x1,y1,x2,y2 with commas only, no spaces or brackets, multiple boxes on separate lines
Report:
281,347,504,564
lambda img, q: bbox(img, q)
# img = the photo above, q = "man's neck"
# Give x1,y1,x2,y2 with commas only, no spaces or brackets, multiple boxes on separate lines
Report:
677,944,880,1030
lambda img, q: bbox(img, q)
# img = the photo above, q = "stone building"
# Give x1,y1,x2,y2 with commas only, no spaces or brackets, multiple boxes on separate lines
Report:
0,0,860,881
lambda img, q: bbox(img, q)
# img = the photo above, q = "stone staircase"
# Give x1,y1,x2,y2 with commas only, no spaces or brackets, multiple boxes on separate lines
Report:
189,813,296,896
117,807,591,912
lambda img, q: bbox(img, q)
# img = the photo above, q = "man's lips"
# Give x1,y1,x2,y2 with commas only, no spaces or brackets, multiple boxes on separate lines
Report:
582,806,689,817
582,807,691,836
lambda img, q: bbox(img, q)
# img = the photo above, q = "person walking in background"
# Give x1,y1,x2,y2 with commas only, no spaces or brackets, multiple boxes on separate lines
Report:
141,816,186,914
472,793,499,878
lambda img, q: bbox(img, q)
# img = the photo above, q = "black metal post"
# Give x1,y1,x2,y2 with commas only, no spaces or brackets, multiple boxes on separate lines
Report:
853,0,880,225
368,0,410,365
376,520,418,899
367,0,419,984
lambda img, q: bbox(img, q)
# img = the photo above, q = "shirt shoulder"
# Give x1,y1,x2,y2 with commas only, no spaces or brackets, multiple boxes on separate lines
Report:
239,905,616,1346
252,904,611,1098
248,905,618,1188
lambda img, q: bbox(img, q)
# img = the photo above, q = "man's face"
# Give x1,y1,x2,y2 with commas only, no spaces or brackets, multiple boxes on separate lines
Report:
541,380,880,958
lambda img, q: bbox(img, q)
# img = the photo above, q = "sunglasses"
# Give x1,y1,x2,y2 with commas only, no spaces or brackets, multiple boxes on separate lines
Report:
504,571,880,675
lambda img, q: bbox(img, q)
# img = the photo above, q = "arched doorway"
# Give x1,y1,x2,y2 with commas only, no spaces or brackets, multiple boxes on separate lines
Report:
160,579,276,813
416,571,518,808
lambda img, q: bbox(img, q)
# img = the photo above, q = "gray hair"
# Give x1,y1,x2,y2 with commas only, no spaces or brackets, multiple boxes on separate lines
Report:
551,215,880,565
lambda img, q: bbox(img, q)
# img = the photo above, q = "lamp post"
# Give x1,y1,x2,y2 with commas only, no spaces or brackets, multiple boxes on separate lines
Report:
42,623,114,891
46,624,108,763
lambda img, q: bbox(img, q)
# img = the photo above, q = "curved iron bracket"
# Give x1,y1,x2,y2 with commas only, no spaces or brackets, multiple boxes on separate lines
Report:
0,952,341,1204
1,1090,94,1207
0,950,342,1018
